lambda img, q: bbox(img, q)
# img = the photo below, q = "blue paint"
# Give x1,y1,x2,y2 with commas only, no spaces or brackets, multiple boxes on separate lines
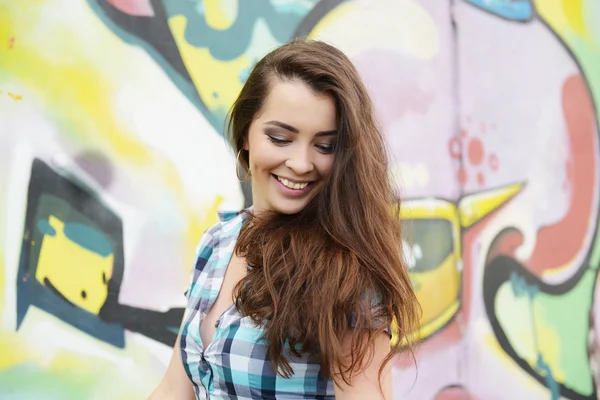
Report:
272,2,316,16
194,0,205,16
86,0,333,136
36,219,57,237
536,354,560,400
85,0,223,135
238,65,252,84
166,0,317,61
509,271,539,300
15,266,125,347
465,0,533,21
63,223,112,258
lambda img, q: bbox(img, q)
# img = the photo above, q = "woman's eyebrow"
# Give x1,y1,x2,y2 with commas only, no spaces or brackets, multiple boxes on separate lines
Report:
265,120,299,133
265,120,337,136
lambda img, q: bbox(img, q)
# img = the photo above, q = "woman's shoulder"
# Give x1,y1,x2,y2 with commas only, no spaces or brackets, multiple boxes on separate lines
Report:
196,207,250,249
216,207,250,232
190,207,248,277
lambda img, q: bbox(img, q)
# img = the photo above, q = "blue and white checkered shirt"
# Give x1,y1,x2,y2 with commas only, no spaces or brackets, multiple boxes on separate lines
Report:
179,209,337,399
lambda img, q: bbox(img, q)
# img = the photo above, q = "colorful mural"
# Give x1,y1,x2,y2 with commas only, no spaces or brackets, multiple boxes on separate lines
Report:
0,0,599,399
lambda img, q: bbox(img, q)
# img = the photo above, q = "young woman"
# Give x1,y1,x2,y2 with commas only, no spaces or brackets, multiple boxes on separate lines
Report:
150,39,420,400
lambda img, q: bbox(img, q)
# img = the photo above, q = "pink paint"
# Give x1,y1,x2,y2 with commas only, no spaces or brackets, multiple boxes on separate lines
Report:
107,0,154,16
448,137,462,159
354,51,436,126
524,75,598,273
458,167,468,186
489,74,598,276
467,138,485,166
477,171,485,186
488,153,499,171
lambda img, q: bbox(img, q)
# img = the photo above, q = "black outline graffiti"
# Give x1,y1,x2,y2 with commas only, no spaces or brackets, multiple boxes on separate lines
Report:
94,0,192,86
484,253,599,400
16,158,185,348
478,5,600,397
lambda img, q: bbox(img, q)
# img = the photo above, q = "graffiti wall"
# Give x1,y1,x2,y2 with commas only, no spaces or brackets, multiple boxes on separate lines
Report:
0,0,598,399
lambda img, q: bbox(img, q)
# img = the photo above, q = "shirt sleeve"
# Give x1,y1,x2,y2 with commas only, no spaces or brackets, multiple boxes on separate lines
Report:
183,222,220,299
347,291,392,337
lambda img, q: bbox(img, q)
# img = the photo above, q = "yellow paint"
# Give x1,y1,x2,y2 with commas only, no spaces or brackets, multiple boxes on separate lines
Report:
400,199,462,341
458,183,523,228
0,332,36,370
307,2,356,40
412,254,461,326
0,2,209,276
8,92,22,100
35,216,114,314
560,0,588,38
402,198,458,221
532,0,575,35
496,283,539,364
0,3,236,397
494,284,564,383
203,0,237,30
541,255,583,280
168,15,248,114
0,9,153,165
391,299,460,346
533,305,566,382
482,326,556,396
183,195,224,276
397,185,522,342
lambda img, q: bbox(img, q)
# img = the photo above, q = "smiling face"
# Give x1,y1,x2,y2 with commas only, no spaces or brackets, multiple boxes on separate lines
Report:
245,78,337,215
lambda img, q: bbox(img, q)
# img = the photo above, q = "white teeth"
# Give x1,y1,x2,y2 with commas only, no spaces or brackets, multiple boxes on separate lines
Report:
277,176,309,190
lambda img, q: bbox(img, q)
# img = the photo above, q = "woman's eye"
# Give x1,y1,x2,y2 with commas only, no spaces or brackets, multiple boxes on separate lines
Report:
317,144,334,154
267,136,290,145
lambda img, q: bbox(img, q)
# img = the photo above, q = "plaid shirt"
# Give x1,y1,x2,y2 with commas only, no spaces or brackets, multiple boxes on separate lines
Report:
179,209,336,399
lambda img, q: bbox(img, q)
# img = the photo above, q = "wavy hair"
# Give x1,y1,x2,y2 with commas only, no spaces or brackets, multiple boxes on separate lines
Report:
227,39,420,388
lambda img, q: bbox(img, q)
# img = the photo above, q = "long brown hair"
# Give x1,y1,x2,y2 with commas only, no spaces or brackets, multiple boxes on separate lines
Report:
227,39,420,388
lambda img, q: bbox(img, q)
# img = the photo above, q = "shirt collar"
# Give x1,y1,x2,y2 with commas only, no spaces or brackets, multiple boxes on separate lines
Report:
217,206,253,223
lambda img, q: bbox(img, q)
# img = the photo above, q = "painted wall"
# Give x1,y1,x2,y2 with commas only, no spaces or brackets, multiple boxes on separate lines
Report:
0,0,598,399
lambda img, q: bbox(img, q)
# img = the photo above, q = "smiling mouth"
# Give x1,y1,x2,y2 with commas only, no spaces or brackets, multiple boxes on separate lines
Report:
273,174,313,190
43,277,76,307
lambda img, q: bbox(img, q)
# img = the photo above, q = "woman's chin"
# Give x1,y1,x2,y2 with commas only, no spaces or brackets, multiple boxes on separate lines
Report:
269,198,310,215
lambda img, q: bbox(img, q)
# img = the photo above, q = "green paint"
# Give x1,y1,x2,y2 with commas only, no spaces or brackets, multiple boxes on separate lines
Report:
498,267,596,396
533,270,596,395
0,363,91,400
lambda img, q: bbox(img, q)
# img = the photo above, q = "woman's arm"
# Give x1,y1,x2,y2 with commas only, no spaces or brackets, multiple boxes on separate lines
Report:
333,332,393,400
148,332,195,400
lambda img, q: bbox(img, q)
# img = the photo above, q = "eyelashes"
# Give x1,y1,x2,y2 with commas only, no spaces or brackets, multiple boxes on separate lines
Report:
317,144,334,154
267,135,289,145
266,134,334,154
